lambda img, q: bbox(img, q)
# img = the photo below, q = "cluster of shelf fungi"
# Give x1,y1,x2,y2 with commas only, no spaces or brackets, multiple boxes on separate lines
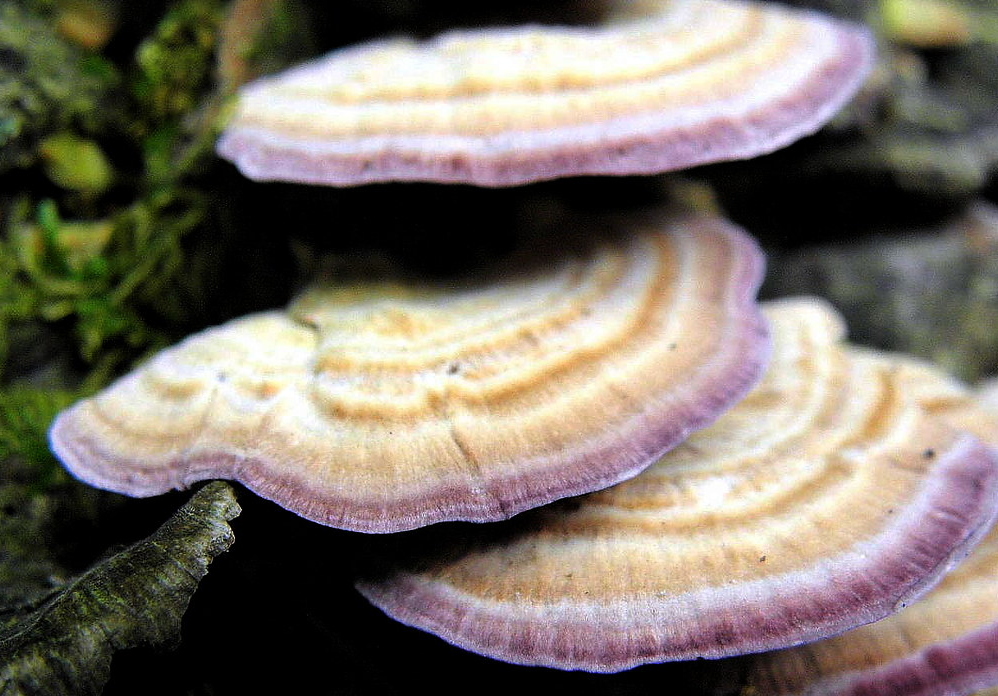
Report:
48,0,998,693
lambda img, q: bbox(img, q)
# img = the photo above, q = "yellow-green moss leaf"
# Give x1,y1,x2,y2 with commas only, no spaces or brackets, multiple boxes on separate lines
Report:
38,132,113,193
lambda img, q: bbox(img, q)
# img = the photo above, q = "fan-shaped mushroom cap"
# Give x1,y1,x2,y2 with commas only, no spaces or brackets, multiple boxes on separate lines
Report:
730,365,998,696
49,212,767,533
355,298,998,671
740,523,998,696
216,0,875,187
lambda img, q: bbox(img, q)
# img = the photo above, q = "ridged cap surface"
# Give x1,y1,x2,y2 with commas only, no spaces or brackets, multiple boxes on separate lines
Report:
357,298,998,669
50,212,768,533
736,362,998,696
217,0,875,186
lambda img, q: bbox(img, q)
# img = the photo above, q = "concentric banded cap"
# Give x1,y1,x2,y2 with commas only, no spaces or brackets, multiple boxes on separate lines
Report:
216,0,875,186
356,298,998,670
49,211,767,533
733,367,998,696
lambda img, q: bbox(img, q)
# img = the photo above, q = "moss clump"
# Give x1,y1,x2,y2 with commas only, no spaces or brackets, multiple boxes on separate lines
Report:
0,0,233,387
133,0,222,126
0,0,242,509
0,2,123,174
0,386,77,486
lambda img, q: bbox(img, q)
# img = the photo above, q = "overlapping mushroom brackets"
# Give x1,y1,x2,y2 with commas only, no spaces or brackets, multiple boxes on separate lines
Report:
216,0,875,187
355,298,998,672
742,504,998,696
734,361,998,696
49,212,770,533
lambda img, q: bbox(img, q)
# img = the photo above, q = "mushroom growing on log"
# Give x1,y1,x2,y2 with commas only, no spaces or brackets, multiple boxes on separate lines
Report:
356,298,998,671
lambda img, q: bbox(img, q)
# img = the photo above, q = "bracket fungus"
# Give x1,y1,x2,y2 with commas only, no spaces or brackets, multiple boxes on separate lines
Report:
740,507,998,696
732,366,998,696
216,0,875,187
49,211,768,533
355,298,998,672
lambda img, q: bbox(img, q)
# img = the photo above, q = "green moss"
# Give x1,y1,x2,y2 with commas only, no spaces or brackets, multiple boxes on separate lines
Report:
38,132,115,194
133,0,223,127
0,0,236,393
0,2,122,174
0,387,77,488
0,191,205,386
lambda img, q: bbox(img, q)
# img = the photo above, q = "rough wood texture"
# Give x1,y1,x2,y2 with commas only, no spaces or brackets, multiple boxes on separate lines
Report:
0,482,239,696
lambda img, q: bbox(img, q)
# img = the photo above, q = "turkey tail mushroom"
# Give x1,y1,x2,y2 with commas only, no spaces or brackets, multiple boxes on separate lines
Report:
216,0,875,187
356,298,998,671
50,210,768,533
728,359,998,696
